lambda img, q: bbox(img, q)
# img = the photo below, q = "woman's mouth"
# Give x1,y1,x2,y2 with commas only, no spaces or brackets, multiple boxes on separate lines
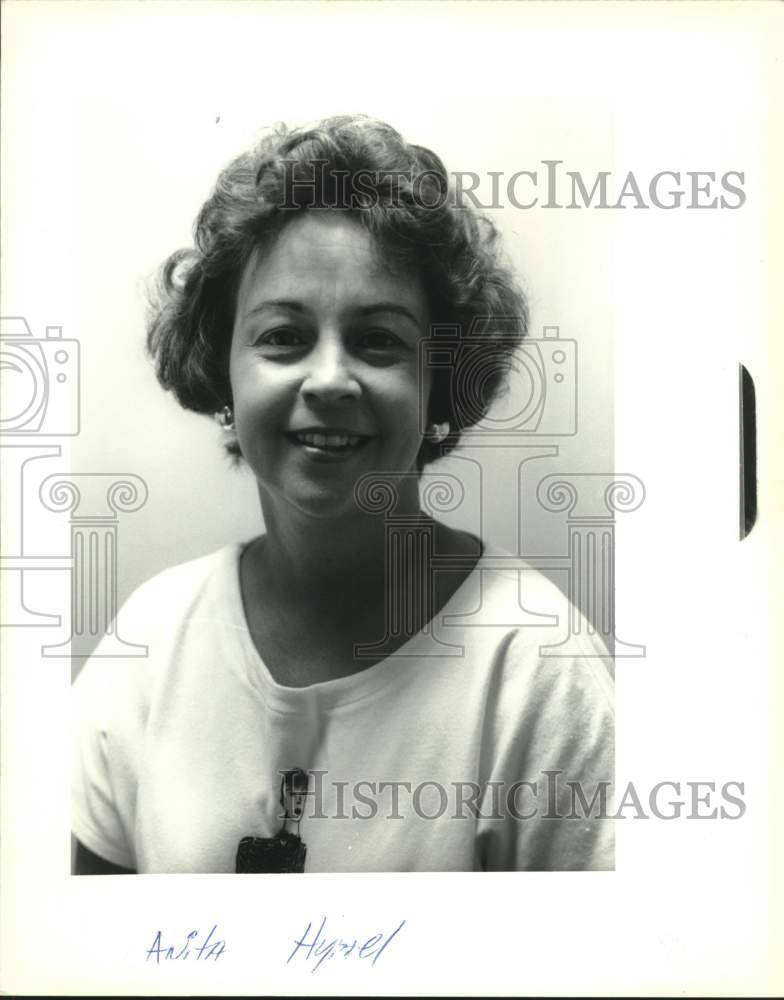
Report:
284,430,372,454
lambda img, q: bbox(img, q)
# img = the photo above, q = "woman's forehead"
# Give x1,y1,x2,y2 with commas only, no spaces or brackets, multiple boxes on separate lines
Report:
236,212,428,319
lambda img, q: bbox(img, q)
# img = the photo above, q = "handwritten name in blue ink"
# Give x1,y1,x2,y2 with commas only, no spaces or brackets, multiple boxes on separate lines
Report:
146,924,226,963
287,915,405,973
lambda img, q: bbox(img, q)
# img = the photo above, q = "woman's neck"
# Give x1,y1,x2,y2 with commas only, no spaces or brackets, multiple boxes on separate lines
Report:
251,484,430,607
238,484,484,683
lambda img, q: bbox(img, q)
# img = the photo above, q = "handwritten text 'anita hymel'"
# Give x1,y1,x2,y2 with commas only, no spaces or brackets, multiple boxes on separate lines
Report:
287,916,406,973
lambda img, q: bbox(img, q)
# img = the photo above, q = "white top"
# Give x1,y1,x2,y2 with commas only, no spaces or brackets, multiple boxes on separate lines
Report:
72,540,615,872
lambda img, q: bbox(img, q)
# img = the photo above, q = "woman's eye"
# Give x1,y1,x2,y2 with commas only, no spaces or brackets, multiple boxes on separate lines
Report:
256,328,304,349
359,330,403,351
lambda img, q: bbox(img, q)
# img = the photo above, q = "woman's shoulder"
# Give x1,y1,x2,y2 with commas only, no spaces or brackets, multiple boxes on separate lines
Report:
454,544,615,738
462,540,613,681
467,540,579,620
431,528,584,635
72,542,247,705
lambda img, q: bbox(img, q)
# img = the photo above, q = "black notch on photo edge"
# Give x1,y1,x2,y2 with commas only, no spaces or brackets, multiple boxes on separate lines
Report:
739,363,757,540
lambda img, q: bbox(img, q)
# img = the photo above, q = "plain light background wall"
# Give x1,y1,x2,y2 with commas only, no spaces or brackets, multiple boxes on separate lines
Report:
63,96,615,657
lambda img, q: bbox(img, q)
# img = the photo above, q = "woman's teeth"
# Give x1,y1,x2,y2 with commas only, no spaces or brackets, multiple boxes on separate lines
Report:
294,431,362,449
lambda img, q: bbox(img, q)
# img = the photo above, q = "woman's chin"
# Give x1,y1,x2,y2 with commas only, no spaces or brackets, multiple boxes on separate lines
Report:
256,465,424,525
282,486,366,523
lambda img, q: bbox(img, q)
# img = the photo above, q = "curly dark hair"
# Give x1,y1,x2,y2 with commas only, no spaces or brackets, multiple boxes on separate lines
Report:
146,114,528,467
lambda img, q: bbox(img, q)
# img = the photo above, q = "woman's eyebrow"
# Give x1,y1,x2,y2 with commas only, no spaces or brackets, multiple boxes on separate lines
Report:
244,300,423,325
353,303,422,326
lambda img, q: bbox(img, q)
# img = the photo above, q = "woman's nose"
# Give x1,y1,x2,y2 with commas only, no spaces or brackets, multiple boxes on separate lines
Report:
299,339,361,402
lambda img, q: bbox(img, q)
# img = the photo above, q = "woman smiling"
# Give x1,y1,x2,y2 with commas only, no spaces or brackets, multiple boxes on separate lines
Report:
72,115,614,873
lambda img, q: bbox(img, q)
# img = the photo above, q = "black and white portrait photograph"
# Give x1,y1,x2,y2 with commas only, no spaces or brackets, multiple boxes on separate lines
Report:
1,1,781,996
69,107,617,878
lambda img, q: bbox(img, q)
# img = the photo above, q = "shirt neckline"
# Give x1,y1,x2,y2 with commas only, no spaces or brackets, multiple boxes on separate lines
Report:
223,533,491,711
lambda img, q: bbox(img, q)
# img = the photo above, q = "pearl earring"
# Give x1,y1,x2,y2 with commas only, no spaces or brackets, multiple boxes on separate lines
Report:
427,421,450,444
214,405,235,430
